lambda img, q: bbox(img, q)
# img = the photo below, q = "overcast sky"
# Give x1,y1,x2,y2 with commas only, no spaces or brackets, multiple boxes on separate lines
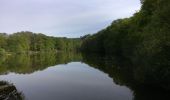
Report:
0,0,141,37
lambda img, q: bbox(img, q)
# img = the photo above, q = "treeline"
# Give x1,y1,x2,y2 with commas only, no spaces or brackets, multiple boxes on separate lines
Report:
81,0,170,89
0,31,81,54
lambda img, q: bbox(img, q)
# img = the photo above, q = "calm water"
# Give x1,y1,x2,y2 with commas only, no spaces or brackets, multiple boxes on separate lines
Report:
0,52,169,100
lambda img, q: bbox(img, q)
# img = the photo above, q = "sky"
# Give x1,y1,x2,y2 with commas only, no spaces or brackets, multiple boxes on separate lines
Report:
0,0,141,38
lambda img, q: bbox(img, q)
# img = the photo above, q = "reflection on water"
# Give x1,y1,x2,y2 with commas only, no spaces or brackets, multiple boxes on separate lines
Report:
0,52,170,100
0,62,132,100
82,54,170,100
0,52,82,74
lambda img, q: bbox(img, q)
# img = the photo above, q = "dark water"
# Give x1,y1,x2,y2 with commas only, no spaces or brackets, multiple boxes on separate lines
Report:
0,52,169,100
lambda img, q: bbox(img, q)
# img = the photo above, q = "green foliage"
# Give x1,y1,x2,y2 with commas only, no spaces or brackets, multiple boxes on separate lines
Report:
0,31,81,53
0,33,7,49
0,48,6,55
81,0,170,89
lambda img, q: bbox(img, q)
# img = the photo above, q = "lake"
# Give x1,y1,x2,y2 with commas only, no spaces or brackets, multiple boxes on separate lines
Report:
0,52,169,100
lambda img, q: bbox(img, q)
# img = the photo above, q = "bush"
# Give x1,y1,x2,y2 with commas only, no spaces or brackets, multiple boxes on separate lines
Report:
0,48,6,55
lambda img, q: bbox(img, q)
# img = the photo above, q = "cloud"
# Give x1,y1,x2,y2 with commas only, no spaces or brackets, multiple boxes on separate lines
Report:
0,0,141,37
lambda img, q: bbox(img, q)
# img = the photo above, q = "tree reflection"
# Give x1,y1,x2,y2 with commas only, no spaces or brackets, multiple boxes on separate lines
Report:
82,54,170,100
0,52,82,74
1,52,170,100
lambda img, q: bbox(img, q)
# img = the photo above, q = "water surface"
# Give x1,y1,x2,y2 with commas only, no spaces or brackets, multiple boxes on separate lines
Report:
0,52,169,100
0,62,132,100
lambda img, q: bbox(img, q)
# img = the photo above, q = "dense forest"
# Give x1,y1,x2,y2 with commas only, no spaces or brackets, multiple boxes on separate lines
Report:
81,0,170,89
0,31,81,54
0,0,170,90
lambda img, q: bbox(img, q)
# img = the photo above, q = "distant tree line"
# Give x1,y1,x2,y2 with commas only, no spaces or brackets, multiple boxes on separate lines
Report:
0,31,81,54
81,0,170,89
